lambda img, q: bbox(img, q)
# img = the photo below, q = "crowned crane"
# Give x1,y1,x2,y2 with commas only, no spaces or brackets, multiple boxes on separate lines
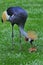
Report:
1,6,33,50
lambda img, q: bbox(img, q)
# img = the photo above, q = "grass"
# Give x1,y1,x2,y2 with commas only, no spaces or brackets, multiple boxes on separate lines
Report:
0,0,43,65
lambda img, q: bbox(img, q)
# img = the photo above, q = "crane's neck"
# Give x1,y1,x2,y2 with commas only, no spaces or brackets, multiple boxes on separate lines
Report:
19,26,31,41
19,27,28,37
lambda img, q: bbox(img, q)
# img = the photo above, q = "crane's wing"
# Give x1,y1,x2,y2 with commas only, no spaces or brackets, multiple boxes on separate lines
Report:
9,14,21,24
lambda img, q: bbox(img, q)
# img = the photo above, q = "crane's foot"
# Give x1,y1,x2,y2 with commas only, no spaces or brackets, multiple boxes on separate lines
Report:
28,47,37,52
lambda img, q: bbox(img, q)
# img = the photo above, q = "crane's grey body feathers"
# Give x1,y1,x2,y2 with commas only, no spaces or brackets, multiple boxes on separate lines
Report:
7,7,27,26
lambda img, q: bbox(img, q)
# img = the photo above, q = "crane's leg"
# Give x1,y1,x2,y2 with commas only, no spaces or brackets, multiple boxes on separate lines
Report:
12,25,14,49
19,30,22,50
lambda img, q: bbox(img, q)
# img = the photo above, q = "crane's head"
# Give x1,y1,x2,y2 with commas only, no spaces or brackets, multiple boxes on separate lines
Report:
1,11,10,23
25,31,38,42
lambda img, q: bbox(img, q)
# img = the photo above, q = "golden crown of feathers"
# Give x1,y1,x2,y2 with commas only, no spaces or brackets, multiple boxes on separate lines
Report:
27,31,38,40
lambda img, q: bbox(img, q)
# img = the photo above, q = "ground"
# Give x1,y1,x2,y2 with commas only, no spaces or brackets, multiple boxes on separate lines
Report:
0,0,43,65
